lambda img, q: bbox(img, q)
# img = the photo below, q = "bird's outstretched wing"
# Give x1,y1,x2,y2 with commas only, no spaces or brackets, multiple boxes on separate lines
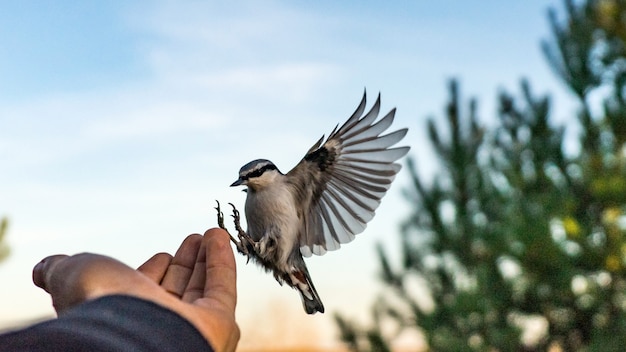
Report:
287,92,409,257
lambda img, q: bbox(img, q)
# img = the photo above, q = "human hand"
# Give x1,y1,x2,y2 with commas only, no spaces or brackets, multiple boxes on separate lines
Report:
32,228,240,352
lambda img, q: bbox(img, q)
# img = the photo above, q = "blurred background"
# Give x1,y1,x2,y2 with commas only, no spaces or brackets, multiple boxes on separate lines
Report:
2,0,625,351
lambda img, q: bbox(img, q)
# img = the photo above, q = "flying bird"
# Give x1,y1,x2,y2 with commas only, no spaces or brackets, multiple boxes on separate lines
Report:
216,91,409,314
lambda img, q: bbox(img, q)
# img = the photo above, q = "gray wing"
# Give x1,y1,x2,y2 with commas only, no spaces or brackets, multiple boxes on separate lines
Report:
286,92,410,257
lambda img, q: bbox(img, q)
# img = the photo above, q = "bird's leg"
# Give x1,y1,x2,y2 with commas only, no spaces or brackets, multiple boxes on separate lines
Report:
215,200,248,255
228,203,257,254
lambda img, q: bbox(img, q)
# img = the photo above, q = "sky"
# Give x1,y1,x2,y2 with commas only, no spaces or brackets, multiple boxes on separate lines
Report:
0,1,574,350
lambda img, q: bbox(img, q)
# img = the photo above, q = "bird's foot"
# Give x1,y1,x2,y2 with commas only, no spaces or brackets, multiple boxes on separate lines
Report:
215,200,228,230
227,203,257,256
214,200,260,261
215,200,250,255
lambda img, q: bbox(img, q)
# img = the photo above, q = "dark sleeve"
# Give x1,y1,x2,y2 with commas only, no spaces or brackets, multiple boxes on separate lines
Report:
0,295,214,352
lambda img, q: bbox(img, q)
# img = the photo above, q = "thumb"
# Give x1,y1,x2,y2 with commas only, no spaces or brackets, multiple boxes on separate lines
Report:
32,254,84,313
33,254,70,293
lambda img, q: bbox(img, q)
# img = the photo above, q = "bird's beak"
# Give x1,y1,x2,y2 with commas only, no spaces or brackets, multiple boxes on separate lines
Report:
230,178,244,187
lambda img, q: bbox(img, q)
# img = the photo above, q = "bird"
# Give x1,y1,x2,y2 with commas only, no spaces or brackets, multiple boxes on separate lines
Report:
216,91,410,314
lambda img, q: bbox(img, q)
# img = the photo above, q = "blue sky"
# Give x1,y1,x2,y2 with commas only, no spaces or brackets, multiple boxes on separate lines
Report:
0,1,572,349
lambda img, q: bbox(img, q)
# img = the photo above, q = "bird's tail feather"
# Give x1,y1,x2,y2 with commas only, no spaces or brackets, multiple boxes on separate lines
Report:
295,268,325,314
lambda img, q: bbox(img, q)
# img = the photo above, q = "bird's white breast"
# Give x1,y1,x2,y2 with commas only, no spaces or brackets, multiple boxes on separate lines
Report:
244,181,300,266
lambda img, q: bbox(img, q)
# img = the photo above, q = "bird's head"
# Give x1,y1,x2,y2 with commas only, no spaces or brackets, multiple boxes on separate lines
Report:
231,159,282,191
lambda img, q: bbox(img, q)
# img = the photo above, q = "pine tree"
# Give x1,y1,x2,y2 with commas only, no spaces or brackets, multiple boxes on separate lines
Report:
336,1,626,350
0,217,9,264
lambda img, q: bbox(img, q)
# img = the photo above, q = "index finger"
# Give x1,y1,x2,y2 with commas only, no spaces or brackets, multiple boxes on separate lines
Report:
203,228,237,312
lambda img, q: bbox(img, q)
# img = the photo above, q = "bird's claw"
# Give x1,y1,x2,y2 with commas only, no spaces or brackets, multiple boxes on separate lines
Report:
215,200,226,229
228,203,254,247
215,200,246,253
215,200,257,258
227,202,258,258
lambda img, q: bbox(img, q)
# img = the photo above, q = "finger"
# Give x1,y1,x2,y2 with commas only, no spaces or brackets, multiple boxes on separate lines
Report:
181,236,209,302
160,234,203,298
32,255,69,293
137,252,173,283
202,228,237,312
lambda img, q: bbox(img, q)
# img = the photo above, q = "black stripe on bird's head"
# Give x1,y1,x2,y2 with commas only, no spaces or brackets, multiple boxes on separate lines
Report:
231,159,279,187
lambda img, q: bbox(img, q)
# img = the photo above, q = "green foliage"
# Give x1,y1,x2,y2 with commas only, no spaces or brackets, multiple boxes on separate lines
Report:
0,217,9,264
336,0,626,351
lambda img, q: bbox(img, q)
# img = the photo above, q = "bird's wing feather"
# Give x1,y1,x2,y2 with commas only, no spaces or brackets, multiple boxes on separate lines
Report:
287,92,410,257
